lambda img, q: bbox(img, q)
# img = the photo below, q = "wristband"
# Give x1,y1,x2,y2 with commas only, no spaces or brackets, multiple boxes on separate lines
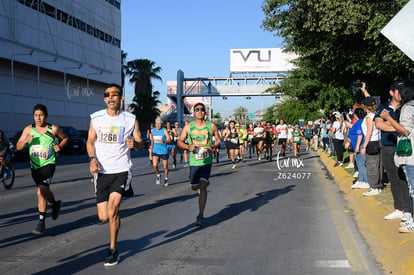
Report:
89,156,96,162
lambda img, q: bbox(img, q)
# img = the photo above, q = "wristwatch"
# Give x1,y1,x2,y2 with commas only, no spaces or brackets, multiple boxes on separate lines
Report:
89,156,96,162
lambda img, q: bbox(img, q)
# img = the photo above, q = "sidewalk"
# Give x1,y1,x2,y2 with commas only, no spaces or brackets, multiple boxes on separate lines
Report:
318,149,414,274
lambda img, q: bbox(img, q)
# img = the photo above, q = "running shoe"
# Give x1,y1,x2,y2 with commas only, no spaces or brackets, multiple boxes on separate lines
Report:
104,249,120,267
155,174,161,185
353,171,359,179
345,164,354,169
52,200,62,220
195,214,204,226
164,178,169,187
363,188,381,196
399,222,414,233
232,164,236,169
401,212,412,222
351,181,370,189
4,168,11,178
400,219,414,227
384,209,403,220
32,220,45,235
172,162,176,169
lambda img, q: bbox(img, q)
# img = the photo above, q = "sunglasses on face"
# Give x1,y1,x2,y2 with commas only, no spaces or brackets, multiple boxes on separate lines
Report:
104,91,121,97
194,108,206,112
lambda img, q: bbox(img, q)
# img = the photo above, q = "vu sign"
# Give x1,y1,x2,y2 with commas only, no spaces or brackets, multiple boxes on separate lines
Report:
230,48,297,73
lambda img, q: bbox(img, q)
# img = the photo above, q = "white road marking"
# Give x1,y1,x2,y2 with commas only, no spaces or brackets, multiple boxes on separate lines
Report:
315,260,351,268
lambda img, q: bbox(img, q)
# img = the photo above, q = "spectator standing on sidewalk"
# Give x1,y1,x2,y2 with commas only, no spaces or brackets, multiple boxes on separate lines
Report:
375,81,412,221
377,80,413,222
332,112,345,167
360,97,382,196
349,108,369,189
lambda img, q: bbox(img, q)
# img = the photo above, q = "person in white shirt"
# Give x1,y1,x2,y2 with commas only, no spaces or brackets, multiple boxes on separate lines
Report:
275,119,288,156
87,83,143,266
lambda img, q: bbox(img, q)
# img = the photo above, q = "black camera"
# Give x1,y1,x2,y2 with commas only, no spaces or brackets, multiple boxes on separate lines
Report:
352,82,362,89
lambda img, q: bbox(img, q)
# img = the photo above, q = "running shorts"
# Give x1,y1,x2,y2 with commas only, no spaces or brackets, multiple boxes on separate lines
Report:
153,153,169,160
278,138,287,145
189,164,212,186
95,171,128,203
31,164,56,186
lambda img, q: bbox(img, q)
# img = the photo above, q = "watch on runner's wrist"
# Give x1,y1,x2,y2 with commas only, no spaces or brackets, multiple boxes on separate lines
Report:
89,156,96,162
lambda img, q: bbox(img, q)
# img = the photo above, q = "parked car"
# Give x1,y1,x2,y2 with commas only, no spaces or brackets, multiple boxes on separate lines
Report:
59,126,86,154
8,131,30,162
78,130,89,141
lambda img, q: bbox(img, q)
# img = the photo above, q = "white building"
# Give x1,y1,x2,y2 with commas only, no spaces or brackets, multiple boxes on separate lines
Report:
0,0,121,137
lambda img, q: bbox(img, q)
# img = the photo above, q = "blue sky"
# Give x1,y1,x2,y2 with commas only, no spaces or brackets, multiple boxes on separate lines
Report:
121,0,283,117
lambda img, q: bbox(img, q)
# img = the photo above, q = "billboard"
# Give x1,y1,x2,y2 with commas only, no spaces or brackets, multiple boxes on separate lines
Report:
230,48,298,73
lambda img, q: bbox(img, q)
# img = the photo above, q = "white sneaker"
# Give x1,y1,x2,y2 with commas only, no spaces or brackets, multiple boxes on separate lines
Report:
400,219,414,227
399,222,414,233
345,164,354,169
232,164,236,169
353,171,359,179
155,174,161,185
384,209,403,220
401,212,412,222
351,181,370,189
363,188,381,196
163,178,169,187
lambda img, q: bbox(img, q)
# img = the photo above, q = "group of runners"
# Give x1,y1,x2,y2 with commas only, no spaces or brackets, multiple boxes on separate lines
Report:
146,117,310,176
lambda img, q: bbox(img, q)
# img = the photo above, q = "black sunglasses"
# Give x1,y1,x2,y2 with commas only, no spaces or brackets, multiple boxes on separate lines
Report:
194,108,206,112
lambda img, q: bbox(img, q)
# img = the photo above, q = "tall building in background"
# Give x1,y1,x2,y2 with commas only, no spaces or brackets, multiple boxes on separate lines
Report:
0,0,121,136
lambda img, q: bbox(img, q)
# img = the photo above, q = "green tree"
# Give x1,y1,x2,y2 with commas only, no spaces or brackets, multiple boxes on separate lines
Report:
126,59,162,97
129,91,161,132
261,0,413,120
125,58,163,131
232,106,248,127
121,51,128,110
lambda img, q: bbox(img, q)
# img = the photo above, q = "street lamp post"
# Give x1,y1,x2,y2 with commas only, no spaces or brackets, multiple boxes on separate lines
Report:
87,70,103,91
11,50,34,95
63,64,83,92
37,57,58,96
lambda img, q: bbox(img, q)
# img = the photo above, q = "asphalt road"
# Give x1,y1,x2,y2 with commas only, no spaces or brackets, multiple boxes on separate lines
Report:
0,147,382,274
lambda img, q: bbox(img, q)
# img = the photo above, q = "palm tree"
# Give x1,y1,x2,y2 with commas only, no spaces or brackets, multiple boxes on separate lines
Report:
121,51,128,110
233,106,248,127
125,58,163,131
129,91,161,131
126,59,162,97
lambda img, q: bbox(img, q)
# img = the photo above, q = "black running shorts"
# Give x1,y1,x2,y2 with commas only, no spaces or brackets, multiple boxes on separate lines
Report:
95,171,128,203
189,164,212,186
31,164,56,186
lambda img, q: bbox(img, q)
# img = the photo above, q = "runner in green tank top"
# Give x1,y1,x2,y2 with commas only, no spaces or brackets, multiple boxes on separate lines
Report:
16,104,68,235
177,103,221,226
188,120,213,166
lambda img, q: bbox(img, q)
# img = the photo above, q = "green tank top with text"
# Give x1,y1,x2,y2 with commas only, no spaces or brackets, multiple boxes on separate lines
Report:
29,124,56,169
188,121,212,166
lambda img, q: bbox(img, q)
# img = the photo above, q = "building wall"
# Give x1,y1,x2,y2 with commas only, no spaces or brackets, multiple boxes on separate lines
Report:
0,0,121,137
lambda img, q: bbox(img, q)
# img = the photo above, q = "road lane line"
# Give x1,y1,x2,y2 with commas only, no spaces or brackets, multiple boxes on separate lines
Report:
315,158,371,273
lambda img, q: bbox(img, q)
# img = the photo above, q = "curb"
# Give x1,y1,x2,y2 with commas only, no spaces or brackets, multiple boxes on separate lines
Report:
318,149,414,274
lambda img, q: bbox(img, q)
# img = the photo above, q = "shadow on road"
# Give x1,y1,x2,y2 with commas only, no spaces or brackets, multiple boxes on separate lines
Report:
137,185,295,254
32,231,167,274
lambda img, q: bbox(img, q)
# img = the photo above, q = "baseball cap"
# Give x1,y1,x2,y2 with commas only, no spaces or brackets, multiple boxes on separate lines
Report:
390,80,404,91
361,97,376,106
